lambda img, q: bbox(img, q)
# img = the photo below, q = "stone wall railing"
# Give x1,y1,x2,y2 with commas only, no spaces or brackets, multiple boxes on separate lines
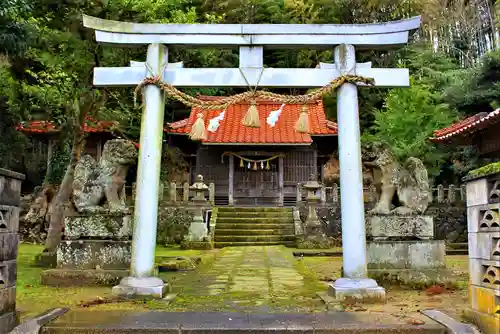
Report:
464,172,500,334
296,183,466,206
0,168,25,334
127,181,215,206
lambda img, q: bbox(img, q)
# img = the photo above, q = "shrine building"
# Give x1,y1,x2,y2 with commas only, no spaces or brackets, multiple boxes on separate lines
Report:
431,109,500,163
166,97,338,207
16,117,119,173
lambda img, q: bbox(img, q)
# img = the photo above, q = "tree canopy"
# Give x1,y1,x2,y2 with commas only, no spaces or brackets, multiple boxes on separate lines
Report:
0,0,499,184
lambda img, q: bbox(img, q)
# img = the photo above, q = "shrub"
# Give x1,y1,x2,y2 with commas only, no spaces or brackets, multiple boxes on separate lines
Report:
156,206,192,245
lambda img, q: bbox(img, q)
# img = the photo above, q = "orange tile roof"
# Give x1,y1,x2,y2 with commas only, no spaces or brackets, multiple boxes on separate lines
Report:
431,110,500,142
16,117,117,134
166,98,337,145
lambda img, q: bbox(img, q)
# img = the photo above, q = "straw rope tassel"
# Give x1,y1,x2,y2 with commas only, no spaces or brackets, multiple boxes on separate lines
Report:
189,113,207,141
295,104,310,133
240,159,244,168
242,99,260,128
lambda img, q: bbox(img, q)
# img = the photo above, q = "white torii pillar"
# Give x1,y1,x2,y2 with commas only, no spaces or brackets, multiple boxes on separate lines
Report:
83,15,420,300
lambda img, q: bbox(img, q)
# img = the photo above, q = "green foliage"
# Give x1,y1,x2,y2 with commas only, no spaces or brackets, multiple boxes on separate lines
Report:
468,162,500,178
0,0,34,56
444,49,500,116
397,44,462,92
44,141,70,185
0,64,26,169
157,207,192,245
364,79,456,176
160,145,189,182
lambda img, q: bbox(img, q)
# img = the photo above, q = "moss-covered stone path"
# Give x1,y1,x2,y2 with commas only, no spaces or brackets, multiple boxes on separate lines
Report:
169,246,327,312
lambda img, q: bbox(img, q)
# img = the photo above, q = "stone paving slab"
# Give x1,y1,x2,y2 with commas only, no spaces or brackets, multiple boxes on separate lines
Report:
42,311,446,334
167,246,333,313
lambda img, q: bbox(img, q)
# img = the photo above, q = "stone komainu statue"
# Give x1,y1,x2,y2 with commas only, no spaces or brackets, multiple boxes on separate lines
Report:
72,139,138,213
363,143,431,215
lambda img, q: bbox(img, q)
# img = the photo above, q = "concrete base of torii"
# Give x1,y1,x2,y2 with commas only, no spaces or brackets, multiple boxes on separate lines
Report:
328,278,386,303
112,277,168,299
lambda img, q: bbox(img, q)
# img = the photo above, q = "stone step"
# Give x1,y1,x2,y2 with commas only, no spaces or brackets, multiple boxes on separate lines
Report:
215,241,296,248
216,217,294,224
41,310,447,333
218,207,293,213
217,211,293,218
215,223,294,230
215,229,294,236
214,235,295,242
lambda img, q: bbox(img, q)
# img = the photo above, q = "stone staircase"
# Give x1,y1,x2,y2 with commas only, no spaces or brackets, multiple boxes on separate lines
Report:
214,207,296,248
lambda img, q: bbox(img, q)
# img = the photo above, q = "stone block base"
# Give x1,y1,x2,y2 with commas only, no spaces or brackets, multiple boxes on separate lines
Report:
295,235,332,249
112,277,169,299
0,260,16,287
34,252,57,268
368,268,455,288
0,286,15,314
367,240,446,270
328,278,386,304
180,240,213,250
368,215,433,240
0,311,17,334
0,233,19,262
464,308,500,334
41,269,129,287
186,221,208,242
64,214,133,240
57,240,131,270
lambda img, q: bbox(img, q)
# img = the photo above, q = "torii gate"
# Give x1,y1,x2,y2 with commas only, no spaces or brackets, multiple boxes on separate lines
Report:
83,15,421,301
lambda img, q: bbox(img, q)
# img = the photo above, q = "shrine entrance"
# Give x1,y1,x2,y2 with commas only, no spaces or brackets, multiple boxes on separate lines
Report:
232,153,281,206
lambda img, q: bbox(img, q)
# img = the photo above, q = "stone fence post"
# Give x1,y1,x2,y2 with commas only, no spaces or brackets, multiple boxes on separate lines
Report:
296,183,302,204
0,168,25,333
169,182,177,204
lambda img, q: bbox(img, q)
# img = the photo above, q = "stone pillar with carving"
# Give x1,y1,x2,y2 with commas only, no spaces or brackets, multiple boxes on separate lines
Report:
0,168,25,333
184,175,211,248
463,170,500,334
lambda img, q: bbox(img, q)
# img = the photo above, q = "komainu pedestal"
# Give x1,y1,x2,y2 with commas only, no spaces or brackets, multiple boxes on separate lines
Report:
367,214,452,286
41,214,132,287
369,215,434,240
364,150,451,286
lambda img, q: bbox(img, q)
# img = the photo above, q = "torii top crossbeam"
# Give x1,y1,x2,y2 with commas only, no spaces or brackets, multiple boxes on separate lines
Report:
83,15,421,88
83,15,421,49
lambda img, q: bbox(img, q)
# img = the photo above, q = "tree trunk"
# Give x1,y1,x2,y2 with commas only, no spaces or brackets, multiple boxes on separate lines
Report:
42,91,107,253
43,112,86,253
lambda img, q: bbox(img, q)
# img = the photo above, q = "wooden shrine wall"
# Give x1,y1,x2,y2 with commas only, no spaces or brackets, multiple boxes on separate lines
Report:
194,146,317,204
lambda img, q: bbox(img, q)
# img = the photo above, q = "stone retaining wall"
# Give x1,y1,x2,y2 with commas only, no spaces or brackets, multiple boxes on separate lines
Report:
0,168,25,334
313,204,467,243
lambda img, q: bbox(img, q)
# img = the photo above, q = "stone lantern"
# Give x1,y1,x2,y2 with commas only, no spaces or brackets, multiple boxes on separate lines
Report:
186,174,209,241
302,174,324,237
190,174,209,204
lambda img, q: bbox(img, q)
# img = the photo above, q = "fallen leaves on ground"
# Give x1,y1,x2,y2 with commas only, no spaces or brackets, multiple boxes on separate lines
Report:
77,296,125,308
407,318,425,325
425,285,444,296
